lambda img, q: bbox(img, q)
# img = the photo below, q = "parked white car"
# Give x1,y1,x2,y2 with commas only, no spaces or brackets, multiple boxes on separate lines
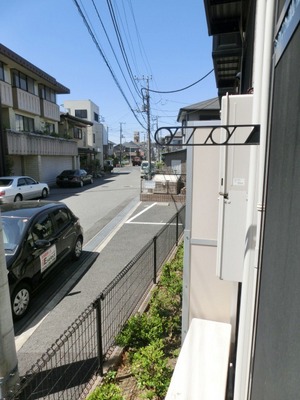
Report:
0,176,49,204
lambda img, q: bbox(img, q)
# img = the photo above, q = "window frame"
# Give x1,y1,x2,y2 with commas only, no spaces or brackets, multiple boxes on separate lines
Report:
15,114,35,132
75,109,88,119
12,69,36,94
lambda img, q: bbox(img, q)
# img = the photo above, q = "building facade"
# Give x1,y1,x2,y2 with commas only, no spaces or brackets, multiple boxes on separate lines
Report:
0,43,79,185
167,1,300,399
63,99,108,168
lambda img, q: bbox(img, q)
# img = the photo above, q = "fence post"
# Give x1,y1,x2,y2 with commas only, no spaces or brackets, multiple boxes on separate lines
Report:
153,236,157,284
176,212,179,246
94,296,104,376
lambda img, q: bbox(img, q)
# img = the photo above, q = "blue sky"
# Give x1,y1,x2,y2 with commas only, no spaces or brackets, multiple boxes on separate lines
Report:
2,0,217,143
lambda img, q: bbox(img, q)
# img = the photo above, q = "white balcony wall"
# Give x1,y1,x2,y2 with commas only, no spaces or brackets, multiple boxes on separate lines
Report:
40,99,60,121
12,87,40,115
0,80,13,107
6,130,78,156
183,122,237,341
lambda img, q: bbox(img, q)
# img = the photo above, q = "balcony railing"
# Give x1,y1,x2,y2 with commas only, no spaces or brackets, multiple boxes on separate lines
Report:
6,130,78,156
12,87,40,115
0,80,13,107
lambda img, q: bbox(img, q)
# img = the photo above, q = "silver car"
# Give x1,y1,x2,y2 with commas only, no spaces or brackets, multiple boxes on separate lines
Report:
0,176,49,204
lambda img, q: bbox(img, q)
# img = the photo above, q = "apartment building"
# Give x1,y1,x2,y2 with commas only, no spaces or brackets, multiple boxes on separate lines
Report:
63,99,108,168
0,43,79,184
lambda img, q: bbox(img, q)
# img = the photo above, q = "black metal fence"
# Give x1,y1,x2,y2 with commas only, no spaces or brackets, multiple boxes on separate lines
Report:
9,205,185,400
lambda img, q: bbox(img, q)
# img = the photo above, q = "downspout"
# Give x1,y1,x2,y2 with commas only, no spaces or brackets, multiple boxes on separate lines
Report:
233,0,275,399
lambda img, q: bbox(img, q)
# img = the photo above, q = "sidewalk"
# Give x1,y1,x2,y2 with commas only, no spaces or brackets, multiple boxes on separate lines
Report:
15,198,182,376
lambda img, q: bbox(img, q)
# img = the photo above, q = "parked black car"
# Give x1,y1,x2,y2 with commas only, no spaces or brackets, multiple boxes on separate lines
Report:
1,201,84,319
56,169,93,187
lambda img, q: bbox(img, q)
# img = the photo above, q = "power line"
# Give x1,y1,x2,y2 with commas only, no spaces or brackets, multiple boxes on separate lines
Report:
72,0,147,130
147,69,214,94
91,0,143,103
106,0,142,97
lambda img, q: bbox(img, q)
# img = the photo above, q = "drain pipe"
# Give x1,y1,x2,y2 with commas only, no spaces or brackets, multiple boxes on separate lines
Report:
233,0,275,399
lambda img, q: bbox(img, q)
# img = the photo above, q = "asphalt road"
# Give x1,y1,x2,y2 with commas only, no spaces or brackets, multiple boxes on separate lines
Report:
14,167,183,376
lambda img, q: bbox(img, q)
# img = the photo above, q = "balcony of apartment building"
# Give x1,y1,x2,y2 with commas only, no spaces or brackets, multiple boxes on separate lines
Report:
11,82,60,122
0,79,13,107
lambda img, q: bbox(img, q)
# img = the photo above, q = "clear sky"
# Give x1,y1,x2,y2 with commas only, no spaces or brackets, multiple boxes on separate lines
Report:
2,0,217,143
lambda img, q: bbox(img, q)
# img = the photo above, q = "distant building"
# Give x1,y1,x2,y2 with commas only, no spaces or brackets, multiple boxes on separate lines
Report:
63,99,107,167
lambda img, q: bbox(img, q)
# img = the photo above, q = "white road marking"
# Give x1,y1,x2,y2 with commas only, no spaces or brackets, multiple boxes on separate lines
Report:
126,202,157,224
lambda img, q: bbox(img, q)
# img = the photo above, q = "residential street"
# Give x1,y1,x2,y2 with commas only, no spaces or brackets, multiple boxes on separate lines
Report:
14,166,183,376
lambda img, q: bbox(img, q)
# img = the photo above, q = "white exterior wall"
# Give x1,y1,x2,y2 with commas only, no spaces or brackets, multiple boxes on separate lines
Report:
182,121,237,342
63,99,104,165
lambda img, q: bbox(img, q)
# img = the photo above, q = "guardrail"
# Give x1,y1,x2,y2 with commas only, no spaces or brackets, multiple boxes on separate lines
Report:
7,206,185,400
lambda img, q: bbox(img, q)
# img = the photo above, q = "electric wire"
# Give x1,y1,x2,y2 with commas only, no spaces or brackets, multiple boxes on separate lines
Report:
91,0,145,122
72,0,147,130
106,0,142,97
147,69,214,94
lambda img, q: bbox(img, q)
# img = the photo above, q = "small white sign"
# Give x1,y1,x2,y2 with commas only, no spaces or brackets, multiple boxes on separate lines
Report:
233,178,245,186
40,245,57,273
144,181,156,189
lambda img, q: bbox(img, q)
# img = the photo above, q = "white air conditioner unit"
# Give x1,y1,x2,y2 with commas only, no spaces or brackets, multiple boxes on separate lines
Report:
216,94,253,282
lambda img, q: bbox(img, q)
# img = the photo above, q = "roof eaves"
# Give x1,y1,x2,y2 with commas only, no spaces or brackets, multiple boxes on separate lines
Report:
0,43,70,94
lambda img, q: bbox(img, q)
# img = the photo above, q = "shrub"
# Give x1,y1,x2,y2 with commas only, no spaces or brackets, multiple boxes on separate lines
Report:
116,312,164,350
131,339,172,399
86,371,124,400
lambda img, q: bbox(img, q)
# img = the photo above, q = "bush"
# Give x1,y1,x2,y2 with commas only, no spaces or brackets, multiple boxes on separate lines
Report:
116,312,164,350
87,243,184,399
86,371,124,400
131,339,172,399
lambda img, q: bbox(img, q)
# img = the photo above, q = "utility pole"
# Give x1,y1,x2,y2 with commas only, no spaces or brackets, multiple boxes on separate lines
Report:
119,122,125,167
136,76,152,179
0,216,19,398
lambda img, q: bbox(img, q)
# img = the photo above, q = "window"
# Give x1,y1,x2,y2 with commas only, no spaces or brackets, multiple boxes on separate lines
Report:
94,112,99,122
52,208,70,231
75,109,87,118
0,62,4,81
12,70,36,94
16,114,34,132
31,214,54,241
93,133,95,144
39,85,56,103
73,127,82,139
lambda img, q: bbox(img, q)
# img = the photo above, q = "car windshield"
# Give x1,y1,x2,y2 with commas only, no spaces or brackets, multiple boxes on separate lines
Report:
0,179,13,186
1,216,29,254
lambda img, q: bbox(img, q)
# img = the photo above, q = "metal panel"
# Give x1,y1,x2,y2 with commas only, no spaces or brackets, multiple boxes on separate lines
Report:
250,19,300,400
217,94,253,282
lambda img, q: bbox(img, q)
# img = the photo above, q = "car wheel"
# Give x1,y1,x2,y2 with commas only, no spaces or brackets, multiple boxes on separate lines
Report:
41,188,48,198
14,194,22,202
11,283,31,319
72,236,83,260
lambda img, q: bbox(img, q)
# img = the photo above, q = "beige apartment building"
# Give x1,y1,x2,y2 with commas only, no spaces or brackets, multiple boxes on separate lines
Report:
0,43,94,185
